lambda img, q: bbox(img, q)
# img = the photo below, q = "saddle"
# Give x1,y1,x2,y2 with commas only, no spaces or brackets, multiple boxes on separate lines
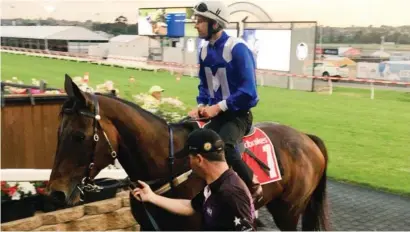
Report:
191,120,277,178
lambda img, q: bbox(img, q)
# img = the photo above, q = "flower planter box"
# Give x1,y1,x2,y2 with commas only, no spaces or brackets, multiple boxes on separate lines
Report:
0,178,124,223
1,196,36,223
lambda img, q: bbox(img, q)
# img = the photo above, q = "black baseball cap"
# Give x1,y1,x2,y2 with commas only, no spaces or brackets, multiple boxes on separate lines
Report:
185,128,225,156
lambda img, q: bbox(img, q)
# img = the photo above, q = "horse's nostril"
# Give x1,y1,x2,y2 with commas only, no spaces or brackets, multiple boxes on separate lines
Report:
49,191,66,205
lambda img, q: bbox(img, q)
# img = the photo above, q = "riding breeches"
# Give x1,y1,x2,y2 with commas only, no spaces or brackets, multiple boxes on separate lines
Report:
205,110,254,185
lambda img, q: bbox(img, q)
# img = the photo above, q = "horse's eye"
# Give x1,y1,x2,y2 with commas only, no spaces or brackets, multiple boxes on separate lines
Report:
72,132,85,142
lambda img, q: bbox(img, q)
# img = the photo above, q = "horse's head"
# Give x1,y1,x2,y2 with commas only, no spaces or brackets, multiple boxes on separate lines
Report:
47,74,119,206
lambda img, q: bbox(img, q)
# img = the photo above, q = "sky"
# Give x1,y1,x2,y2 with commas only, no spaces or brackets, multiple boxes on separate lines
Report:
1,0,409,27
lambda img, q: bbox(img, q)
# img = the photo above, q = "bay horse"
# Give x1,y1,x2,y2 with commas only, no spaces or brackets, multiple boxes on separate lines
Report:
47,74,330,231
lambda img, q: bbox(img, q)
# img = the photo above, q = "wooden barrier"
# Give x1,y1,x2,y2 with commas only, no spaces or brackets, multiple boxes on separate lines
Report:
1,94,67,169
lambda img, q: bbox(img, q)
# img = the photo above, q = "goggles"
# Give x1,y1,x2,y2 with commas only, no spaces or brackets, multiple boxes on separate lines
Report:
194,2,208,13
193,2,228,23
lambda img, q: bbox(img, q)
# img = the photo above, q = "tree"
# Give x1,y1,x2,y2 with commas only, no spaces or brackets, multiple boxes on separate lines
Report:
115,16,128,24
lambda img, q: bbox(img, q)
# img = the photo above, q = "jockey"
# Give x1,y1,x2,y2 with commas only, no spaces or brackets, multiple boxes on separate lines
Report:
188,0,263,203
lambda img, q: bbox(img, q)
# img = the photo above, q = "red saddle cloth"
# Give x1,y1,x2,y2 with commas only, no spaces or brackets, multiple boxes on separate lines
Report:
195,121,282,185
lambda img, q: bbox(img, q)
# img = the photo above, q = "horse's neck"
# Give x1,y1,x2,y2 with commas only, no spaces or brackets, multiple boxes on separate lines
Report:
101,96,192,181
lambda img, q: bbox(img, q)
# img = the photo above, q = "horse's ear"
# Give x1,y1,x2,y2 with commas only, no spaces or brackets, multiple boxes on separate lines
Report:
64,74,86,104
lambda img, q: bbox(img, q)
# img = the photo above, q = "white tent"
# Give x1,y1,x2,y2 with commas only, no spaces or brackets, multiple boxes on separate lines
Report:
88,34,161,60
370,50,391,58
1,26,109,53
107,35,160,58
1,26,108,41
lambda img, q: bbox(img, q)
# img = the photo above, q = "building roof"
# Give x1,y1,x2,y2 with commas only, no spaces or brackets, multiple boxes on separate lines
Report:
371,50,391,58
109,35,141,43
1,26,109,41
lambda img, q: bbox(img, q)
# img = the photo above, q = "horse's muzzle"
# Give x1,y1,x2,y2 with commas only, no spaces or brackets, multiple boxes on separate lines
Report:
48,190,67,207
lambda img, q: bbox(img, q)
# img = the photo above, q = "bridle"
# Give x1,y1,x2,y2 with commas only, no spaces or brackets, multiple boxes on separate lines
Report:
61,93,118,200
62,93,207,198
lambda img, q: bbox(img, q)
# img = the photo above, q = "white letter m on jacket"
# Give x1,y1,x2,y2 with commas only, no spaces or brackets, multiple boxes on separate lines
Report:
204,67,231,99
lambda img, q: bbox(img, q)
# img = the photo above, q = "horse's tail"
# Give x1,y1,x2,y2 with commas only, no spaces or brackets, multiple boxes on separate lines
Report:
302,134,331,231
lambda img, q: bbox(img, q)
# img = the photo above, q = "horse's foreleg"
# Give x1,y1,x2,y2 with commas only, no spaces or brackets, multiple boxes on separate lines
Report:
266,198,299,231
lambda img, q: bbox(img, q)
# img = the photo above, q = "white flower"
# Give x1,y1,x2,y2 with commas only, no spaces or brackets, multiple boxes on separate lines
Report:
162,97,184,107
104,81,114,90
45,90,61,94
18,182,37,195
94,81,118,95
77,83,94,93
32,80,40,86
73,76,84,85
11,191,21,200
132,92,188,123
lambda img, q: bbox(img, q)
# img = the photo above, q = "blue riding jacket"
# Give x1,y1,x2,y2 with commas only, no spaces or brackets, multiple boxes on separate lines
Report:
196,31,259,112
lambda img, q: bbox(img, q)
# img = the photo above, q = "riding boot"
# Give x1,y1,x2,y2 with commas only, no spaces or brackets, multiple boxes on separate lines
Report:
224,143,263,203
249,173,263,204
231,159,263,204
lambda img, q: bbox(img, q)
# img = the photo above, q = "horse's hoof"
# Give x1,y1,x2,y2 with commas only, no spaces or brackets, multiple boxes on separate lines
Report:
255,218,266,228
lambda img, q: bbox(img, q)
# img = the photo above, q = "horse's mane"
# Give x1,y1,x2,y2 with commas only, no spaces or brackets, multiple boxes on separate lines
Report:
96,93,197,159
59,92,195,132
94,92,169,125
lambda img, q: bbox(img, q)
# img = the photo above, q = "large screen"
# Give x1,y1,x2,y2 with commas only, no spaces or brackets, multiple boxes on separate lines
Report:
138,7,194,36
243,29,292,71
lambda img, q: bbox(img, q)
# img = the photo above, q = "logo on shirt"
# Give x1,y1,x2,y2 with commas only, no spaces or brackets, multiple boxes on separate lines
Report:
234,216,253,231
207,207,213,217
204,185,211,200
234,217,241,225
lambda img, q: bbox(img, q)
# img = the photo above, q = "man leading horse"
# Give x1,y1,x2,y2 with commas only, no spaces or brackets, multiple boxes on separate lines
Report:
47,1,330,230
187,0,263,203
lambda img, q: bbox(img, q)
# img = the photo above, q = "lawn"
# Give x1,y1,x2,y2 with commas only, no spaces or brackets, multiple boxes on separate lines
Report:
2,52,410,196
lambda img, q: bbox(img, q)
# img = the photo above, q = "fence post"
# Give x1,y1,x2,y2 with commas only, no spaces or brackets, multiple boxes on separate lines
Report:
328,78,333,95
288,76,294,90
1,85,5,107
27,89,35,105
370,81,375,100
40,80,47,92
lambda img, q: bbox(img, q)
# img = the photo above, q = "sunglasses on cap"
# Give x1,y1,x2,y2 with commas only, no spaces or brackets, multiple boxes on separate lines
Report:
193,2,229,23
